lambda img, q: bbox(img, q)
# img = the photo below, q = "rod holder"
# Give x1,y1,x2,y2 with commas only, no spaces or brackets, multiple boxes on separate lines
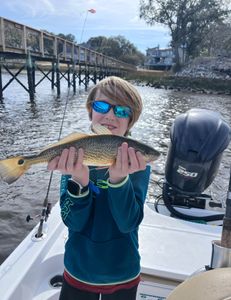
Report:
210,240,231,269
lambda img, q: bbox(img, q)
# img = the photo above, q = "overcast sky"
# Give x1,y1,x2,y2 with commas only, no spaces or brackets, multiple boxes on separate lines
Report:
1,0,171,53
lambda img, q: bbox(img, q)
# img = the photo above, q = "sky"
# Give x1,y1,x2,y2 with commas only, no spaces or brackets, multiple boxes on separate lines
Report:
1,0,171,54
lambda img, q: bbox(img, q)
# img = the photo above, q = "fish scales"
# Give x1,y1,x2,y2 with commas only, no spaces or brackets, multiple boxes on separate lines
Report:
37,135,120,165
0,128,160,184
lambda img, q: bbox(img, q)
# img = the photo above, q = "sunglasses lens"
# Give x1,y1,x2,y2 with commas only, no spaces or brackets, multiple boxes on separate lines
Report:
92,101,131,118
114,106,131,118
92,101,110,114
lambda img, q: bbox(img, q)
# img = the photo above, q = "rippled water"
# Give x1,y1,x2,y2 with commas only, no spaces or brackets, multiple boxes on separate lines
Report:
0,72,231,264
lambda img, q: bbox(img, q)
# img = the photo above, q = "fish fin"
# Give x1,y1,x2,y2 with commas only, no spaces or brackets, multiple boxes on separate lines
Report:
42,132,89,150
92,124,112,135
0,156,30,184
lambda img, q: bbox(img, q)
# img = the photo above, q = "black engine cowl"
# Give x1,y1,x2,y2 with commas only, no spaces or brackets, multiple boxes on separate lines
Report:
165,108,231,195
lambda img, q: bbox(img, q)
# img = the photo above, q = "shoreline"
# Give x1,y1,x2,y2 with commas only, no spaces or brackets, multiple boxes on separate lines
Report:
126,70,231,96
2,64,231,95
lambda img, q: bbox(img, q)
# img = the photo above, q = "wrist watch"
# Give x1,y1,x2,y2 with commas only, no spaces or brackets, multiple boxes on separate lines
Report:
67,178,89,196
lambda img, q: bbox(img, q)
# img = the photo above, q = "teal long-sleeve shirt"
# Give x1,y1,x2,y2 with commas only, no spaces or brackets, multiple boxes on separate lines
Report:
60,166,151,285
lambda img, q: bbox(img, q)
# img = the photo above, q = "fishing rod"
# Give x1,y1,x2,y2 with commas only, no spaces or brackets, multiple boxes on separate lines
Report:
79,9,96,44
26,84,72,238
37,85,72,238
79,10,89,44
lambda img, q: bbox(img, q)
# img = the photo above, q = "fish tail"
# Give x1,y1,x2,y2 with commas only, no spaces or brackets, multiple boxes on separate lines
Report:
0,156,32,184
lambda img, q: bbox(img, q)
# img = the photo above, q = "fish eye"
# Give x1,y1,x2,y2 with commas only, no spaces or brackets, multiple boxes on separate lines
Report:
18,159,25,165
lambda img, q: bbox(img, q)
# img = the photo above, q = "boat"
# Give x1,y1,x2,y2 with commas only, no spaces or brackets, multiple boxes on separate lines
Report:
0,108,231,300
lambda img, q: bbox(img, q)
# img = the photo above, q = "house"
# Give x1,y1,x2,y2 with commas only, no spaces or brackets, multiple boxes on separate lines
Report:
144,46,174,70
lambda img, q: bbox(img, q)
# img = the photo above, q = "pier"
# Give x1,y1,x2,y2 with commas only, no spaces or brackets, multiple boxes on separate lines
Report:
0,17,135,101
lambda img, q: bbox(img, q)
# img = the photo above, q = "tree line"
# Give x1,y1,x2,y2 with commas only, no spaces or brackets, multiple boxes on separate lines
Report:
43,31,145,66
81,36,145,66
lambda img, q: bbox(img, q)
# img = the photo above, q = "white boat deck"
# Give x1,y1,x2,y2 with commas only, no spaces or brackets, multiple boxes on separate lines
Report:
0,203,222,300
140,205,221,280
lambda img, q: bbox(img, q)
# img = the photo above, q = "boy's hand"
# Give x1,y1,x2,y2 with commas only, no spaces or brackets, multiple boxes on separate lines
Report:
109,142,146,184
47,147,89,187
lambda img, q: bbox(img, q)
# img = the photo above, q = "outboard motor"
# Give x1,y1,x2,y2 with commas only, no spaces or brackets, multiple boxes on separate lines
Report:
163,108,231,221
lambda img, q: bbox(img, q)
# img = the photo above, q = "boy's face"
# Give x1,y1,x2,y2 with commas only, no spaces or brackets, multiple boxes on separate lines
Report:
91,89,130,136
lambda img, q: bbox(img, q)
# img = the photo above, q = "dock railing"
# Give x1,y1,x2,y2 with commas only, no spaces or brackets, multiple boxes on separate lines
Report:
0,16,135,71
0,17,136,100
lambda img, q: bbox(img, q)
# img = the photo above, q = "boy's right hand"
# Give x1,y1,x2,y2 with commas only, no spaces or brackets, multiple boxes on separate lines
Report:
47,147,89,187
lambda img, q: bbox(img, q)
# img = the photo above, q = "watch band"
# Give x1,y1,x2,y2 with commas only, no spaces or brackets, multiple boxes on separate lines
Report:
67,178,89,196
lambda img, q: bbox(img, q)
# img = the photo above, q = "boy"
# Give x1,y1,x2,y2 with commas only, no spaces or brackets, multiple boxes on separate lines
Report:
48,76,151,300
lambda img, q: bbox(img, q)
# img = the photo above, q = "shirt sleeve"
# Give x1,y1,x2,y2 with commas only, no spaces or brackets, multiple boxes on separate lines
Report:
107,165,151,233
59,175,93,232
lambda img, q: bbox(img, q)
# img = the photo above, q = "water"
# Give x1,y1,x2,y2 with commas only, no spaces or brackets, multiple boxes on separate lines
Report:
0,73,231,265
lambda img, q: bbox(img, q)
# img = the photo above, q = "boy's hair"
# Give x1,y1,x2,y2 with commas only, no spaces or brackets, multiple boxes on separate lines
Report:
86,76,143,135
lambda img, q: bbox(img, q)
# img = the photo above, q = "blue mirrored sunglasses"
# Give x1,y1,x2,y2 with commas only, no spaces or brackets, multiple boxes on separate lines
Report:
92,100,132,118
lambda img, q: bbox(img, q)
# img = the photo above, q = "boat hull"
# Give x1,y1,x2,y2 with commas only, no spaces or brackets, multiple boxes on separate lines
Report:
0,203,222,299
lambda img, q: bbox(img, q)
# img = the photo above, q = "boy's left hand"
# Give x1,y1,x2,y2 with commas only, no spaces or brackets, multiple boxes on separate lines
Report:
109,142,146,184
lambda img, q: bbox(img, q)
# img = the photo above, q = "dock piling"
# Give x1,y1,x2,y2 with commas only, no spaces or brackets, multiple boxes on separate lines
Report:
26,51,35,101
56,58,61,98
51,61,55,90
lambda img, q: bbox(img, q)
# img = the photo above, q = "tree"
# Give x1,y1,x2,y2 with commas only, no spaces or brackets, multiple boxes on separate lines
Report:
85,36,108,52
201,22,231,57
83,35,145,66
57,33,76,43
42,30,77,43
140,0,230,69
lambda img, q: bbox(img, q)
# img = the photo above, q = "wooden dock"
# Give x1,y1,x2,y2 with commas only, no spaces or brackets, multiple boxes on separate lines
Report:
0,17,135,100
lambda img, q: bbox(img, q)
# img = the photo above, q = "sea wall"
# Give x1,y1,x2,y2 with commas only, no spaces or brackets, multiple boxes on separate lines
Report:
176,57,231,81
126,57,231,95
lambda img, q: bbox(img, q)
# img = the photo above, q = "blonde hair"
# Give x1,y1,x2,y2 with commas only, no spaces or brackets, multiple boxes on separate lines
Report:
86,76,143,135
